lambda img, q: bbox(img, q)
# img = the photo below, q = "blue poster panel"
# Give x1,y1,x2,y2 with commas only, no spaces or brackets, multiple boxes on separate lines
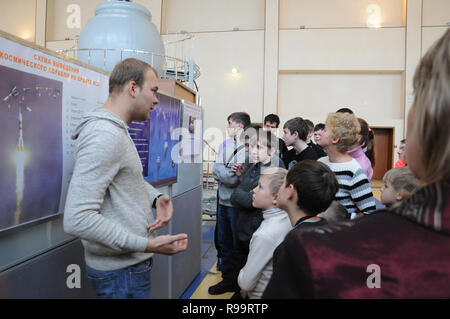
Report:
145,92,181,187
0,64,62,231
0,33,109,233
128,120,150,177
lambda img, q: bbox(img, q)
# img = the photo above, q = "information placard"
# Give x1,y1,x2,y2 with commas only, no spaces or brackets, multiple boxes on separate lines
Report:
0,34,109,232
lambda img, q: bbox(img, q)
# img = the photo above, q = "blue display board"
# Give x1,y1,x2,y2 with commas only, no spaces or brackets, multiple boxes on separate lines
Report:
0,33,109,233
129,92,181,187
0,65,62,231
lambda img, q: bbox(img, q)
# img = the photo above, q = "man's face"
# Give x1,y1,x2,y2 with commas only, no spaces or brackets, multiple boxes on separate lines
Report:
132,69,159,122
314,130,323,143
252,176,275,210
226,120,243,138
282,128,297,146
264,121,278,133
249,141,273,163
276,177,291,211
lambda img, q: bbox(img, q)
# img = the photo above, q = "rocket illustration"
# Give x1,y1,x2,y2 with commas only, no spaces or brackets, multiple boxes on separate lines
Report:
17,108,24,152
2,86,19,109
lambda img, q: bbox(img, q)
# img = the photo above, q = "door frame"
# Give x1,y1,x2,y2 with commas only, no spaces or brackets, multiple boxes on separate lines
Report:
370,126,395,178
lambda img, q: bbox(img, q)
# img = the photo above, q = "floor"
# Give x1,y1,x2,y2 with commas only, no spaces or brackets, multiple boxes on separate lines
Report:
180,180,385,299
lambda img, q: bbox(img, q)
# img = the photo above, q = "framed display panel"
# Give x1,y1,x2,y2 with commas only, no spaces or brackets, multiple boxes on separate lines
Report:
140,92,181,187
0,31,109,233
180,100,202,159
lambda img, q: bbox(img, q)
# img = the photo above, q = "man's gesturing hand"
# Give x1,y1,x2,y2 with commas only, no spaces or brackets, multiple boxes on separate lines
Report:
148,194,173,232
145,233,188,255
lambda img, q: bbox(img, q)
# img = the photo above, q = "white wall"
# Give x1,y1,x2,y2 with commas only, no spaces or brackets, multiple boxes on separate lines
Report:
280,0,405,29
278,72,403,122
162,0,266,144
0,0,36,42
162,0,264,34
422,0,450,26
163,31,265,138
279,28,405,71
421,0,450,55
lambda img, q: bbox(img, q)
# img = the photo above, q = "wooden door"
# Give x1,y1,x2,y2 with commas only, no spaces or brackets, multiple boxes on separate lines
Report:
372,127,394,180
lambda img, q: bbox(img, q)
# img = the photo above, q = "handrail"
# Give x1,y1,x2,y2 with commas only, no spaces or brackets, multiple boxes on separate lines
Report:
57,47,201,82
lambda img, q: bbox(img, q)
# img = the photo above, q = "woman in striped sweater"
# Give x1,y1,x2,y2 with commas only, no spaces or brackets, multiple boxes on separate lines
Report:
318,112,376,219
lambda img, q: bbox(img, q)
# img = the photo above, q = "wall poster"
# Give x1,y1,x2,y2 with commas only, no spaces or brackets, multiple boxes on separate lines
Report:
180,101,202,159
144,93,181,187
0,33,109,232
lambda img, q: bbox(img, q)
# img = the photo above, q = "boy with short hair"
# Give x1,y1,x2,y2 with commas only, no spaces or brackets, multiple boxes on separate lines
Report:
282,117,319,169
262,160,339,298
263,114,288,161
318,112,377,219
276,160,336,228
305,119,327,159
237,167,291,299
381,167,419,207
209,112,250,295
313,123,325,143
229,129,284,297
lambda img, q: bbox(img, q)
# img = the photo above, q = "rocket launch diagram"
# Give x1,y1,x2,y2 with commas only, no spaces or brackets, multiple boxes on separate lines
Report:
0,64,62,231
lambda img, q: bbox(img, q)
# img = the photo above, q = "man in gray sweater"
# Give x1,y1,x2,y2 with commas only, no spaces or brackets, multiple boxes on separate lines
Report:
63,58,188,299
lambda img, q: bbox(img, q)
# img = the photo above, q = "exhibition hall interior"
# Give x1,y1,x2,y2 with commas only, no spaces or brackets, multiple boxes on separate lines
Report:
0,0,449,299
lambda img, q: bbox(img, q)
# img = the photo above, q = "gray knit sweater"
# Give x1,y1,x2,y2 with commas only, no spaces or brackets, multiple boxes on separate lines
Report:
63,108,161,271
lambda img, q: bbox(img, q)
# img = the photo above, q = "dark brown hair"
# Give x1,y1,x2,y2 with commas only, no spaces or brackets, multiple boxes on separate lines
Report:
283,117,309,141
358,118,375,167
286,160,338,215
109,58,157,95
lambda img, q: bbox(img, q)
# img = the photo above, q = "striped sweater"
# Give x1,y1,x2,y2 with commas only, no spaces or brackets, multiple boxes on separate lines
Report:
319,157,377,219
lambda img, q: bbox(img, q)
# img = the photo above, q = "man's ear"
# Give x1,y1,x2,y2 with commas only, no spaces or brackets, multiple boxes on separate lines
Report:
287,184,296,200
127,81,138,98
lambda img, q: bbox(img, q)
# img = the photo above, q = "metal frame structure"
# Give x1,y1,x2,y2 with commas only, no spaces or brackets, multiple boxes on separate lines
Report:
57,47,200,88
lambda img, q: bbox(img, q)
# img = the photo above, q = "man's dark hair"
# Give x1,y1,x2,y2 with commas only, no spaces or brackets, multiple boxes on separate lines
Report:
227,112,251,129
314,123,325,131
286,160,338,215
336,107,354,114
264,114,281,127
247,129,278,150
283,117,309,141
304,119,314,134
109,58,157,95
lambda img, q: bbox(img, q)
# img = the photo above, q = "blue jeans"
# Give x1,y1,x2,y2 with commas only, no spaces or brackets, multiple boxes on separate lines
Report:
86,258,153,299
216,204,238,283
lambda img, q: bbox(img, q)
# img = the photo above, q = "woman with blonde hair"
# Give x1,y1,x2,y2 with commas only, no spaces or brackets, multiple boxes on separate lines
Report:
318,112,377,219
263,29,450,299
